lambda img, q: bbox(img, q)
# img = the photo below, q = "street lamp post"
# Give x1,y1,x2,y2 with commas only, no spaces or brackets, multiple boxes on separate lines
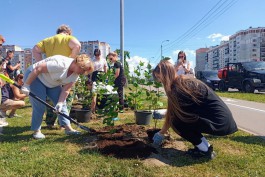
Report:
161,40,169,60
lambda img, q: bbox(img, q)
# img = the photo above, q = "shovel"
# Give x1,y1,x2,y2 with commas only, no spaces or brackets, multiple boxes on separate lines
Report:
0,74,91,132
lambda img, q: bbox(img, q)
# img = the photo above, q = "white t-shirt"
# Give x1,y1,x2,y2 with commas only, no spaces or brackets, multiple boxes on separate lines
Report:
175,60,189,76
31,55,79,88
92,57,107,72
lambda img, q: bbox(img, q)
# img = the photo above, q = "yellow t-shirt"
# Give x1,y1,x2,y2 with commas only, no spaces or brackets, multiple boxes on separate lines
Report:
37,34,78,57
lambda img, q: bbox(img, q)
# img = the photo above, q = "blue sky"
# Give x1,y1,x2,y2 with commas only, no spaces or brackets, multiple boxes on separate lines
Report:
1,0,265,69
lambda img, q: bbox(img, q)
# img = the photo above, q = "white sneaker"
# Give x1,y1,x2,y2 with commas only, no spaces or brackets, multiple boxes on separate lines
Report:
33,132,45,139
0,118,8,127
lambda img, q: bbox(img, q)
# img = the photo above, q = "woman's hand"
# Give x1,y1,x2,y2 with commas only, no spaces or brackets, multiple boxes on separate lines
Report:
152,132,165,147
55,102,65,113
21,84,30,96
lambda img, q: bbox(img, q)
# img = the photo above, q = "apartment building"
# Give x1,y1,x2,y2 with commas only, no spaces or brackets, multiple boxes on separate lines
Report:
196,27,265,71
207,41,229,70
80,40,111,59
195,48,209,72
229,27,265,62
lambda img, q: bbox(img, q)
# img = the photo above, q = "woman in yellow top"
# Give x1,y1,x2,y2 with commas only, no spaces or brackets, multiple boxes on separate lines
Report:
32,24,81,60
32,24,81,128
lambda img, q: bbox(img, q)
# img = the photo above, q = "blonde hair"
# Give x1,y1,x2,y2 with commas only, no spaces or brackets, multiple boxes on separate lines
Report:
153,60,207,126
75,54,94,74
108,52,118,58
0,34,5,44
56,24,72,35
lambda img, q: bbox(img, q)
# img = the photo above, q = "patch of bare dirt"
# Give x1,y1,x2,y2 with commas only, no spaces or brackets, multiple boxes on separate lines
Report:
83,124,188,166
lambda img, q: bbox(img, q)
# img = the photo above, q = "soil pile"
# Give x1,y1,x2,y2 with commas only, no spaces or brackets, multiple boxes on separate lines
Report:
85,124,159,159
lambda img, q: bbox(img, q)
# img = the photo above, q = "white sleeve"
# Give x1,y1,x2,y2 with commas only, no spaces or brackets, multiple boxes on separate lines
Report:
46,58,66,73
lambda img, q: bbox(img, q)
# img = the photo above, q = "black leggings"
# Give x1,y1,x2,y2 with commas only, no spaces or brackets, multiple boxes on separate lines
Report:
115,82,124,110
172,120,204,146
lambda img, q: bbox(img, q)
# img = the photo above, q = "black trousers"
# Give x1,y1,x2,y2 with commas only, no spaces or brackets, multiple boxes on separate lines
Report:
115,84,124,110
172,119,205,146
114,79,125,110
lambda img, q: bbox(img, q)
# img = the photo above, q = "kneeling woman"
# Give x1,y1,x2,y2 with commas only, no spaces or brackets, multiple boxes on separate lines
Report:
22,54,94,139
152,60,237,159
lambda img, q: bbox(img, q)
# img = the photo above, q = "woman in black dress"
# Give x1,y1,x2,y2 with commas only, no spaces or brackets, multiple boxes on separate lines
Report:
152,60,238,159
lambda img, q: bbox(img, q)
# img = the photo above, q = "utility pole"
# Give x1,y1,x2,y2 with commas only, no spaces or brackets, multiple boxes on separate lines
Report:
120,0,124,66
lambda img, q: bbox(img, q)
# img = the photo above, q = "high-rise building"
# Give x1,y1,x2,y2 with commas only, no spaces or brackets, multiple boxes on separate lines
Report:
195,48,209,72
80,40,111,59
229,27,265,62
207,41,229,70
196,27,265,71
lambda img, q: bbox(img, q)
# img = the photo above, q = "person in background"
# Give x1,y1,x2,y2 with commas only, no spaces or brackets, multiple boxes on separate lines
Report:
0,76,26,124
108,52,126,113
0,34,7,126
8,74,27,118
175,51,190,76
5,50,21,79
152,60,238,159
21,54,94,139
89,49,108,113
0,35,5,60
32,24,81,129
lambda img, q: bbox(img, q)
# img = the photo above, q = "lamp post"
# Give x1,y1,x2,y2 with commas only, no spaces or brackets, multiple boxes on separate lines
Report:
161,40,169,60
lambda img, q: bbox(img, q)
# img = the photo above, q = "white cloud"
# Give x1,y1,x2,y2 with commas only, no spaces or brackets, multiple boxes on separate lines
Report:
207,33,230,42
126,56,150,76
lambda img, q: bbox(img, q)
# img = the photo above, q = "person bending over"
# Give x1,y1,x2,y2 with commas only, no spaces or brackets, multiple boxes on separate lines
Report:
152,60,237,159
22,54,94,139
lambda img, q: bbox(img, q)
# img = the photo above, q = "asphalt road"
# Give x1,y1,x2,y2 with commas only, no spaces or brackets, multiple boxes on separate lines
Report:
138,86,265,138
222,97,265,138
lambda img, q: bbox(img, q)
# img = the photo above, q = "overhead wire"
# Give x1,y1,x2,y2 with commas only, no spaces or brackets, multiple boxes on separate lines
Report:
152,0,237,64
163,0,237,55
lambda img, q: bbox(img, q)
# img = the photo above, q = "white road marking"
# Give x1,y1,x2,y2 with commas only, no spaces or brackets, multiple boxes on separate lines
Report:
224,98,238,102
225,102,265,113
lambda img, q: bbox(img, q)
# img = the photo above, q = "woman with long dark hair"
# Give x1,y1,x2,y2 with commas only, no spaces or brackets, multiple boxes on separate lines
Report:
152,60,237,159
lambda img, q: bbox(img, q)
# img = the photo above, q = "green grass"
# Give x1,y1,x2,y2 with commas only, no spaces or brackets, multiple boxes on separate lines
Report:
216,91,265,103
0,97,264,177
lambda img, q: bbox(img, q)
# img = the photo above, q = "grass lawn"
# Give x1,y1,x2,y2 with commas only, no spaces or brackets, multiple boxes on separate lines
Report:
216,91,265,103
0,97,264,177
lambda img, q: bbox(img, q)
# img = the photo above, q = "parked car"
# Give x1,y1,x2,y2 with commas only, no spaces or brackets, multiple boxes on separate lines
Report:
196,70,220,90
218,61,265,93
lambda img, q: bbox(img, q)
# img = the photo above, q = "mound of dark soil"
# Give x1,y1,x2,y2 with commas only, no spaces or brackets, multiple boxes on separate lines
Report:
85,124,161,159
